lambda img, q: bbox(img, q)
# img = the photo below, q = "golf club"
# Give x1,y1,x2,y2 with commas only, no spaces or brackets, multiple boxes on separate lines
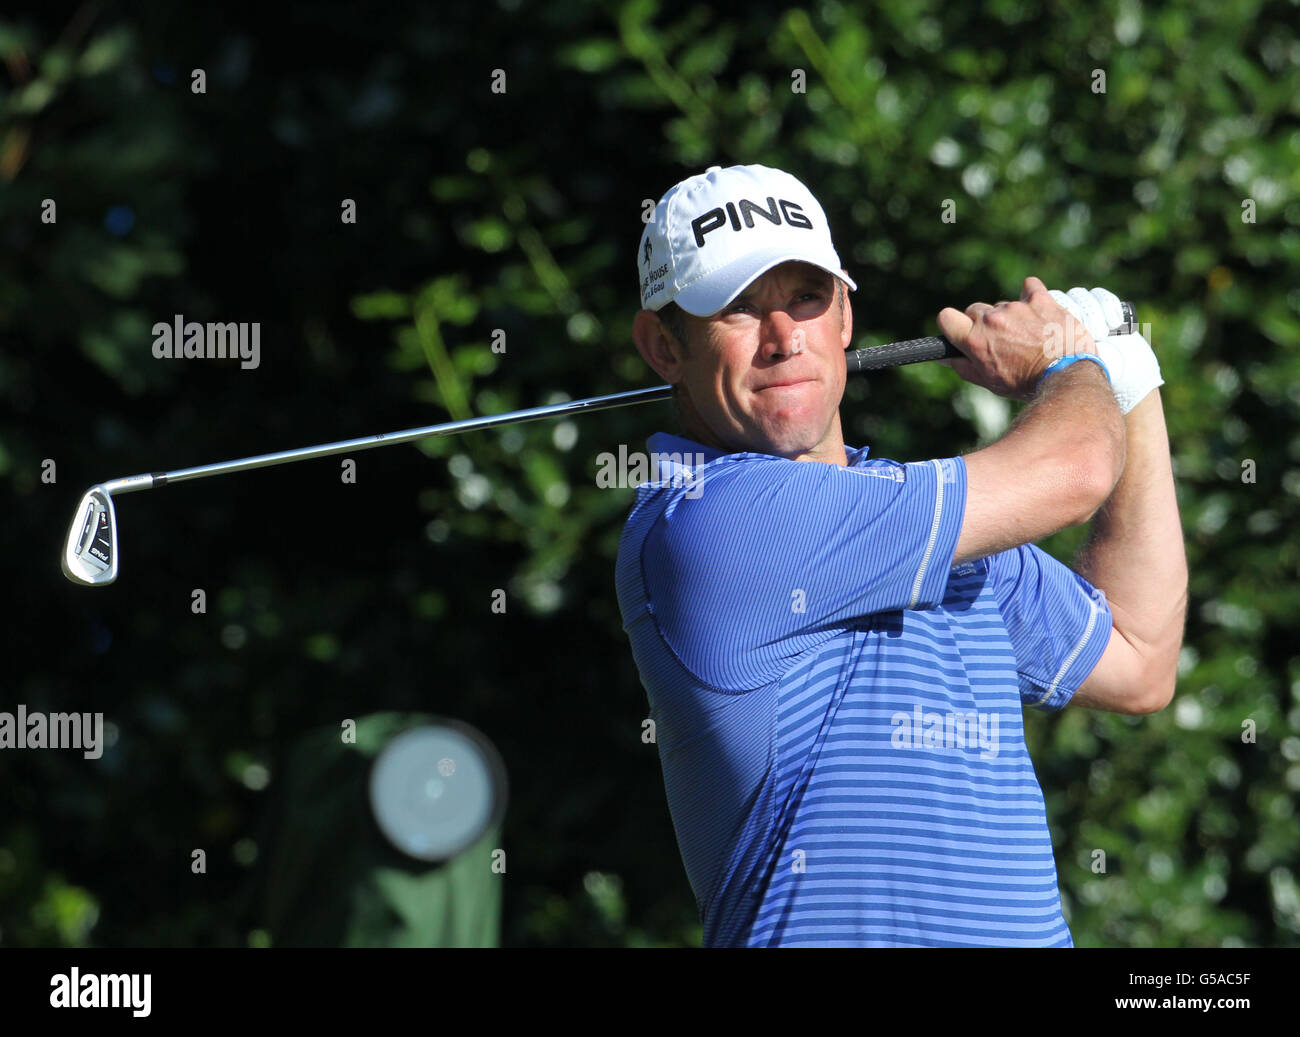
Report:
62,302,1136,587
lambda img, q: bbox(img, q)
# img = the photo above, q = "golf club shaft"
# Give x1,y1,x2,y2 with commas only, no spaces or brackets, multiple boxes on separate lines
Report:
100,384,674,495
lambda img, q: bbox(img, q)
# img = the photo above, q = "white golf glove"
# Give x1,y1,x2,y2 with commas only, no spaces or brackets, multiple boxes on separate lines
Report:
1048,286,1163,414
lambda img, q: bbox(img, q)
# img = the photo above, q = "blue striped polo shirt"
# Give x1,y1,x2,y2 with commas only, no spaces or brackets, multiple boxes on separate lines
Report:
615,431,1112,947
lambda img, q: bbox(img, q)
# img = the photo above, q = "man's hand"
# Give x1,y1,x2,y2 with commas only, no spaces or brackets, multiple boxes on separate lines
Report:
937,276,1100,401
1049,286,1164,414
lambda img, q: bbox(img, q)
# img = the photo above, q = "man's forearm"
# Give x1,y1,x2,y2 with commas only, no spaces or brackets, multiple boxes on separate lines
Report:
955,362,1125,563
1072,390,1188,688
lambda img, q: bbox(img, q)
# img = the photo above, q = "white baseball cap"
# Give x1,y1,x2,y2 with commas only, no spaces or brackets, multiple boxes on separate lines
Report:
637,163,856,317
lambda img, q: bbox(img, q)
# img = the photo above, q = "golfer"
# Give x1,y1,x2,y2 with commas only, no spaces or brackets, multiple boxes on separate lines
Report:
615,164,1187,947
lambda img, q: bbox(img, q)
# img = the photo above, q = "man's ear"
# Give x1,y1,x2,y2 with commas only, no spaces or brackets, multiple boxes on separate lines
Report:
633,308,687,384
838,277,853,350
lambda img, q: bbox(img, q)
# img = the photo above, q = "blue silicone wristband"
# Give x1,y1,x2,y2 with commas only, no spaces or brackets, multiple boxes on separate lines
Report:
1036,353,1112,389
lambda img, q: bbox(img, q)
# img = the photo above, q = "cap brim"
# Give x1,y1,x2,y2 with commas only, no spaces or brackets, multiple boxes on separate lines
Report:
672,248,857,317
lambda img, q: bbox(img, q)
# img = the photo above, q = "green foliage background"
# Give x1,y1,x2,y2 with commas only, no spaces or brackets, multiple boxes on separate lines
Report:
1,0,1297,947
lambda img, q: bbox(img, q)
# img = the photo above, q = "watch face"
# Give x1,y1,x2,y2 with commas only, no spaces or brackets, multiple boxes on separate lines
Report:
368,722,507,862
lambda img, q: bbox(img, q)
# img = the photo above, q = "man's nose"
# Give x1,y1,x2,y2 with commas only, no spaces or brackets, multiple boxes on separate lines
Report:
760,309,803,358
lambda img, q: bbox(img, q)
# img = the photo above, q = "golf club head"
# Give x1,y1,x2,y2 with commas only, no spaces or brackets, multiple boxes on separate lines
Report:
62,486,118,586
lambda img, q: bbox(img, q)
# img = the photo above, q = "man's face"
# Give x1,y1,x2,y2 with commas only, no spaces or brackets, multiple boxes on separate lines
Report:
668,261,852,464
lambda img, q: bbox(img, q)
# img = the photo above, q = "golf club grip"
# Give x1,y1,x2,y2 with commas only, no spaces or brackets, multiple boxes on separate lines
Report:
845,299,1138,375
846,336,959,373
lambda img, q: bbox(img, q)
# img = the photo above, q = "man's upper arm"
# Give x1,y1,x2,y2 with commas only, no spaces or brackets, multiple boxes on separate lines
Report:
643,454,967,691
986,543,1114,713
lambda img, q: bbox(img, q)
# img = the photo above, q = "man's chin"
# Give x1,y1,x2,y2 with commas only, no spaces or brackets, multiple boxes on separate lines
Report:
687,414,831,460
743,429,819,460
744,412,842,461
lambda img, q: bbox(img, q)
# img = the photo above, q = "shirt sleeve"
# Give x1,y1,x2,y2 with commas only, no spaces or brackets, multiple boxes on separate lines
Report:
984,543,1113,712
642,453,967,692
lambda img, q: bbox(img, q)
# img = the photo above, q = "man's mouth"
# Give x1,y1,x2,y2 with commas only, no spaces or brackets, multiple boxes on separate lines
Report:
758,378,815,391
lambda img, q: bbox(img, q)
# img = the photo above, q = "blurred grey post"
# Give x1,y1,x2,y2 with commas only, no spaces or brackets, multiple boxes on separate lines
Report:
259,713,507,947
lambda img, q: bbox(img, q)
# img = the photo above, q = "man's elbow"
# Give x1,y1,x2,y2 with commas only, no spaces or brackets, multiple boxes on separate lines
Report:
1135,602,1188,715
1136,664,1177,715
1071,442,1124,525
